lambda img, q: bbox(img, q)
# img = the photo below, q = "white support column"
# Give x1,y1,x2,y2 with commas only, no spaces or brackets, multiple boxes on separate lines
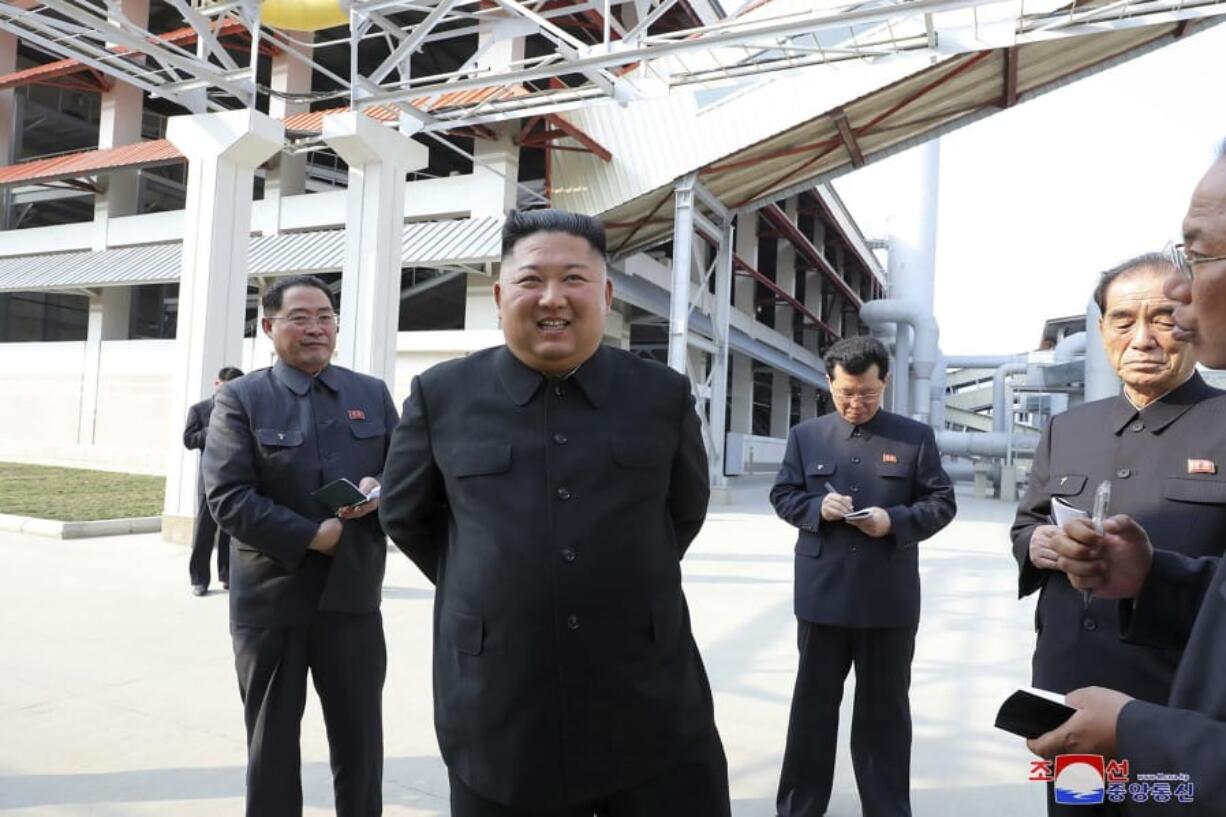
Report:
261,30,314,235
770,198,799,437
161,110,284,543
667,174,697,374
323,112,428,387
1,31,19,230
465,273,500,330
92,0,149,249
730,212,757,434
77,288,132,445
708,220,733,486
471,24,524,217
250,278,277,370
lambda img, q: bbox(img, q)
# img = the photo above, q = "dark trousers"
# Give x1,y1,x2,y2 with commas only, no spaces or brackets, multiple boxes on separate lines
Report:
232,610,386,817
189,493,229,588
777,619,916,817
449,734,731,817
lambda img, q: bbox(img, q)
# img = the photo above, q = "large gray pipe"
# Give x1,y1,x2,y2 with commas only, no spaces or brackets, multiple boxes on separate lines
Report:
1054,331,1087,363
938,429,1041,457
860,299,938,424
893,322,912,418
1086,299,1122,401
992,362,1028,433
946,354,1027,369
930,350,947,430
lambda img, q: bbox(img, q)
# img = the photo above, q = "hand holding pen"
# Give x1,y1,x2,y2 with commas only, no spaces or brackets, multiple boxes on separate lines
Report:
820,481,854,521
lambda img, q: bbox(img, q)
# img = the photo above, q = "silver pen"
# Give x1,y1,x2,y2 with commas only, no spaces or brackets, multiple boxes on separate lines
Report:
1086,480,1112,608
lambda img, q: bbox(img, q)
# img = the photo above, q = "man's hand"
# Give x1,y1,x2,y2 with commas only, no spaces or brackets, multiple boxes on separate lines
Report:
821,491,854,521
847,507,891,538
1053,515,1153,598
338,476,380,520
1027,687,1133,758
1029,525,1061,570
309,517,343,555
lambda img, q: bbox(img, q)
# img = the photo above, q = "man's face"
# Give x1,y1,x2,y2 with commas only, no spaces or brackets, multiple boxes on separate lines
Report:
828,363,887,425
1098,267,1194,396
261,285,337,375
1166,159,1226,369
494,231,613,375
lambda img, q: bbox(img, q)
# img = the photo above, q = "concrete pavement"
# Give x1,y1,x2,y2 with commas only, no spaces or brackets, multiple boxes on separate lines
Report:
0,487,1045,816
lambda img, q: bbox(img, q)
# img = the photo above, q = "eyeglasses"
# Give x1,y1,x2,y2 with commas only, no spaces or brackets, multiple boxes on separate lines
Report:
836,389,883,403
1167,242,1226,281
268,312,339,330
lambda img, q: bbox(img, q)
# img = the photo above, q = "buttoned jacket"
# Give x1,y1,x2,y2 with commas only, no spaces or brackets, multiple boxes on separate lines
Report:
1011,373,1226,701
203,361,398,627
771,409,956,629
378,345,715,810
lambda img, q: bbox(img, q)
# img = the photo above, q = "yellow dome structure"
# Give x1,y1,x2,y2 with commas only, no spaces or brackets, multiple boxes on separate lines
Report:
261,0,349,31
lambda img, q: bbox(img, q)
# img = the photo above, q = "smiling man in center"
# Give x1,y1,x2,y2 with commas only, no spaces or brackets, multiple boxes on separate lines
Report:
379,209,731,817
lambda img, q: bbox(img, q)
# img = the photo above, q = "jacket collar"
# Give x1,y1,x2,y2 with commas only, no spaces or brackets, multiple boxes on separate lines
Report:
273,359,338,396
833,406,886,439
496,345,610,408
1109,371,1212,435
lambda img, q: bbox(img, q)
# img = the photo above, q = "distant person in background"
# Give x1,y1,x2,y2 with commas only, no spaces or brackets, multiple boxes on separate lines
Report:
183,365,244,596
1010,254,1226,816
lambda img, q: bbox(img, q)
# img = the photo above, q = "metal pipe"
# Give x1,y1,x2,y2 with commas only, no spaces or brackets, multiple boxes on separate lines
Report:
1085,299,1122,401
938,429,1041,457
859,298,938,424
945,354,1027,369
992,361,1028,433
930,349,947,430
1053,331,1087,363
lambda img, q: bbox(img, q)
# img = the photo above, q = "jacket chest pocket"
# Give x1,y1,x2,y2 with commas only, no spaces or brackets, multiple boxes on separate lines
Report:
1050,474,1088,499
448,443,513,479
254,427,303,472
804,461,836,491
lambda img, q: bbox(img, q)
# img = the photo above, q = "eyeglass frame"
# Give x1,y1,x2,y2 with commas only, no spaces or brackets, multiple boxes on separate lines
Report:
266,312,340,330
1167,241,1226,281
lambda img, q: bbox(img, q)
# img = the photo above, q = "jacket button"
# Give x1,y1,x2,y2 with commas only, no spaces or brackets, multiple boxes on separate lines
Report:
554,385,564,397
556,487,572,500
1116,468,1131,479
852,457,861,464
561,548,576,563
1131,421,1145,432
1082,617,1098,632
553,433,568,445
566,614,580,630
850,485,860,493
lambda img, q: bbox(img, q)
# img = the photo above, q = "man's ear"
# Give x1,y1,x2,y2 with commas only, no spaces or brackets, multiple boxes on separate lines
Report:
493,280,503,310
261,317,273,338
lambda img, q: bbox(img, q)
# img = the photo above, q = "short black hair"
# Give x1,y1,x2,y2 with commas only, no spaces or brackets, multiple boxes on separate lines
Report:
262,275,336,314
824,335,890,380
502,208,607,260
217,366,244,382
1092,252,1176,313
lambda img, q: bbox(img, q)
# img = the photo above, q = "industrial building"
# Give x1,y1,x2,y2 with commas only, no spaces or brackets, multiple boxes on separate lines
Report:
0,0,1222,540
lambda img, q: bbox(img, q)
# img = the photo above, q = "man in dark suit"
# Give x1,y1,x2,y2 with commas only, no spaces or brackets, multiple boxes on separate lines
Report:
183,364,244,596
1011,253,1226,815
379,209,730,817
202,274,397,817
771,335,956,817
1031,148,1226,813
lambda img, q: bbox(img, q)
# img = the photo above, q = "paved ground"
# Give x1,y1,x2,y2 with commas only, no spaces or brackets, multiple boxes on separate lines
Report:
0,486,1047,816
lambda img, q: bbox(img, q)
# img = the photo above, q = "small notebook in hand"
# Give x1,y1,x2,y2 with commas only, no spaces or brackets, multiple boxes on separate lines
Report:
843,508,873,521
312,478,372,514
995,688,1077,739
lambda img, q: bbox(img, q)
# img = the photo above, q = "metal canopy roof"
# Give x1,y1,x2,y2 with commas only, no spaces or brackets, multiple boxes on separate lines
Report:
551,18,1223,256
0,217,504,293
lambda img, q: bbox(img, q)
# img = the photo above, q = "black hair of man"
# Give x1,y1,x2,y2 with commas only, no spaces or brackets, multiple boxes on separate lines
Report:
217,366,244,382
1092,252,1177,314
823,335,891,380
501,208,608,261
262,275,336,314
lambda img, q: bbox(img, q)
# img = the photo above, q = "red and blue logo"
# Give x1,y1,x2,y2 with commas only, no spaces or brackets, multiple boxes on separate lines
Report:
1053,754,1105,805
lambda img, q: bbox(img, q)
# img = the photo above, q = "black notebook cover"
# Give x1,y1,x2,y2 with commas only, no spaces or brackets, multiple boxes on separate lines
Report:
995,689,1077,739
311,478,369,514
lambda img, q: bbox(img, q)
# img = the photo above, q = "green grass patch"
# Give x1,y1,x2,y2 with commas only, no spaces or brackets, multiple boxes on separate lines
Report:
0,462,164,522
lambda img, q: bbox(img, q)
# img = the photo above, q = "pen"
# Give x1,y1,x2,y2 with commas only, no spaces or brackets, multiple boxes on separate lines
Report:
1086,480,1112,608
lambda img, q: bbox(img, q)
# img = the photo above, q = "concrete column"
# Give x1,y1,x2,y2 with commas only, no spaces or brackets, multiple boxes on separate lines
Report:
1,31,19,230
161,109,284,543
471,27,524,217
250,278,277,370
465,273,499,330
708,221,733,485
92,0,149,249
323,112,428,388
730,212,758,434
77,288,132,444
261,30,313,234
770,198,799,437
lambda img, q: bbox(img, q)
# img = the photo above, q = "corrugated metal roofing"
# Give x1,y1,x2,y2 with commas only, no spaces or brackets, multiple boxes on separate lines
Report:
282,86,530,133
552,19,1222,257
0,218,504,293
0,139,184,187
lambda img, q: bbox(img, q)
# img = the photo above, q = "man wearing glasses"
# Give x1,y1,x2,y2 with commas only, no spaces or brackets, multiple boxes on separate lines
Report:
202,274,398,817
771,335,956,817
1029,145,1226,812
1010,252,1226,816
